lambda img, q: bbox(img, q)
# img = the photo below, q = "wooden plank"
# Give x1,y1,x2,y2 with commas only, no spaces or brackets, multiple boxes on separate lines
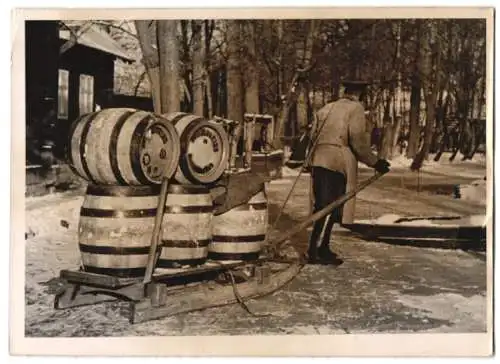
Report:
131,263,302,324
345,224,486,241
152,259,268,281
54,285,119,309
375,237,486,251
60,270,140,289
54,281,145,309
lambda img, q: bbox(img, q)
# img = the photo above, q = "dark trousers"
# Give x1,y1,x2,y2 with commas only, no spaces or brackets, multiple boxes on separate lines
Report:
308,167,347,255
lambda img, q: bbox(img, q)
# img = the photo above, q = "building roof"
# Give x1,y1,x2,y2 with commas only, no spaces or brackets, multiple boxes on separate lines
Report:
60,26,135,62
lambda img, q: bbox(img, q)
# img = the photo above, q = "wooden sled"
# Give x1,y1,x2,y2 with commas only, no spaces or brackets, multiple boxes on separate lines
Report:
54,258,302,324
52,174,384,324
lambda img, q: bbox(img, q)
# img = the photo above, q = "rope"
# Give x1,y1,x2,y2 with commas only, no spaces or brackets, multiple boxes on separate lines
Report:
214,103,337,318
211,261,274,318
226,268,273,318
262,104,336,265
268,105,334,235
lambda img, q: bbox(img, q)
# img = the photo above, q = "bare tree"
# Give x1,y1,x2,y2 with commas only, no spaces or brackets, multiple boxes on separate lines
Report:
191,20,204,116
242,21,260,115
135,20,162,113
273,19,318,149
411,20,442,170
158,20,181,113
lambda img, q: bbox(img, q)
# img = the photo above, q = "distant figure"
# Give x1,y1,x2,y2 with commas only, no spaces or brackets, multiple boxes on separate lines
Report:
307,80,391,265
371,127,382,149
286,124,312,168
252,125,271,153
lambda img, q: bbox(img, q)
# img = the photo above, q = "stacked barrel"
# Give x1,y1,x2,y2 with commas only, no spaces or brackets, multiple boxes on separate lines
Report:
209,188,268,263
68,108,267,278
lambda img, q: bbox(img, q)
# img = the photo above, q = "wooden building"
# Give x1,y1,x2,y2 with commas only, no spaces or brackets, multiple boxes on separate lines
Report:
25,20,137,162
25,21,141,195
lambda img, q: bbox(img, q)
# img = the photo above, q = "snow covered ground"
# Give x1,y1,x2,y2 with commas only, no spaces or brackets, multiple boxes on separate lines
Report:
22,154,489,337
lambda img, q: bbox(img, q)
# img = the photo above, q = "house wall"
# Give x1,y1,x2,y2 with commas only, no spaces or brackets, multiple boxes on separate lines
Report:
99,91,154,111
25,21,60,164
59,44,115,119
55,44,115,157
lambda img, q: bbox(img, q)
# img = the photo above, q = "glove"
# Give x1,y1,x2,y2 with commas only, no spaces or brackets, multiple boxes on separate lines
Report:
374,159,391,174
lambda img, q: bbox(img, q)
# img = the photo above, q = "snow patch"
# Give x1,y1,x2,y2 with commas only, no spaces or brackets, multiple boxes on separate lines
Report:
456,179,487,205
269,179,293,185
281,166,310,177
375,214,402,224
359,213,486,227
396,293,487,332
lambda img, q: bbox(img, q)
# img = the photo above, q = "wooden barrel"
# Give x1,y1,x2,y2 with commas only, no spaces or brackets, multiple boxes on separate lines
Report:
162,112,229,185
68,108,180,185
158,184,213,268
209,188,268,262
78,184,160,278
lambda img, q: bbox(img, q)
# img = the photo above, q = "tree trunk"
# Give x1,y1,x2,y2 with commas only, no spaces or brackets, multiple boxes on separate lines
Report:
135,20,162,113
407,73,421,159
157,20,181,113
391,116,402,157
411,20,441,171
226,20,244,122
434,91,450,161
379,123,394,160
241,21,260,167
226,20,244,168
406,21,422,159
243,21,260,115
273,19,317,148
204,20,214,118
191,20,204,116
296,84,309,130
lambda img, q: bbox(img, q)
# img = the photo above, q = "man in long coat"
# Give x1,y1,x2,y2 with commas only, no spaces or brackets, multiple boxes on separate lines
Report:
307,80,390,265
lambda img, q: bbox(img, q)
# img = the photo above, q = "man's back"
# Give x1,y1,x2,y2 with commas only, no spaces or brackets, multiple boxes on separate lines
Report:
311,97,378,172
315,98,357,147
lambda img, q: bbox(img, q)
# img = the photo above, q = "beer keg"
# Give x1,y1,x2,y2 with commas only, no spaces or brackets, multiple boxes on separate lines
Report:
163,112,229,185
209,187,268,262
68,108,180,185
78,184,159,278
158,184,213,268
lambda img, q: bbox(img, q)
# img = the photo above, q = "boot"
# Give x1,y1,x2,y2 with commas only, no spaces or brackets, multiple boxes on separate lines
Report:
307,246,321,264
317,245,344,266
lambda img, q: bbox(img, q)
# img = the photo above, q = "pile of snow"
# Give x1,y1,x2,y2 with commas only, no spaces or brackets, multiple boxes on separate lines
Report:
388,155,413,168
363,213,486,227
281,166,310,177
455,178,487,205
400,220,440,227
465,214,487,226
26,196,83,238
374,214,402,224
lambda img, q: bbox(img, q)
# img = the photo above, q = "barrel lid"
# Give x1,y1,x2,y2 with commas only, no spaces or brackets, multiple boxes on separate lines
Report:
139,115,181,184
177,118,230,184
